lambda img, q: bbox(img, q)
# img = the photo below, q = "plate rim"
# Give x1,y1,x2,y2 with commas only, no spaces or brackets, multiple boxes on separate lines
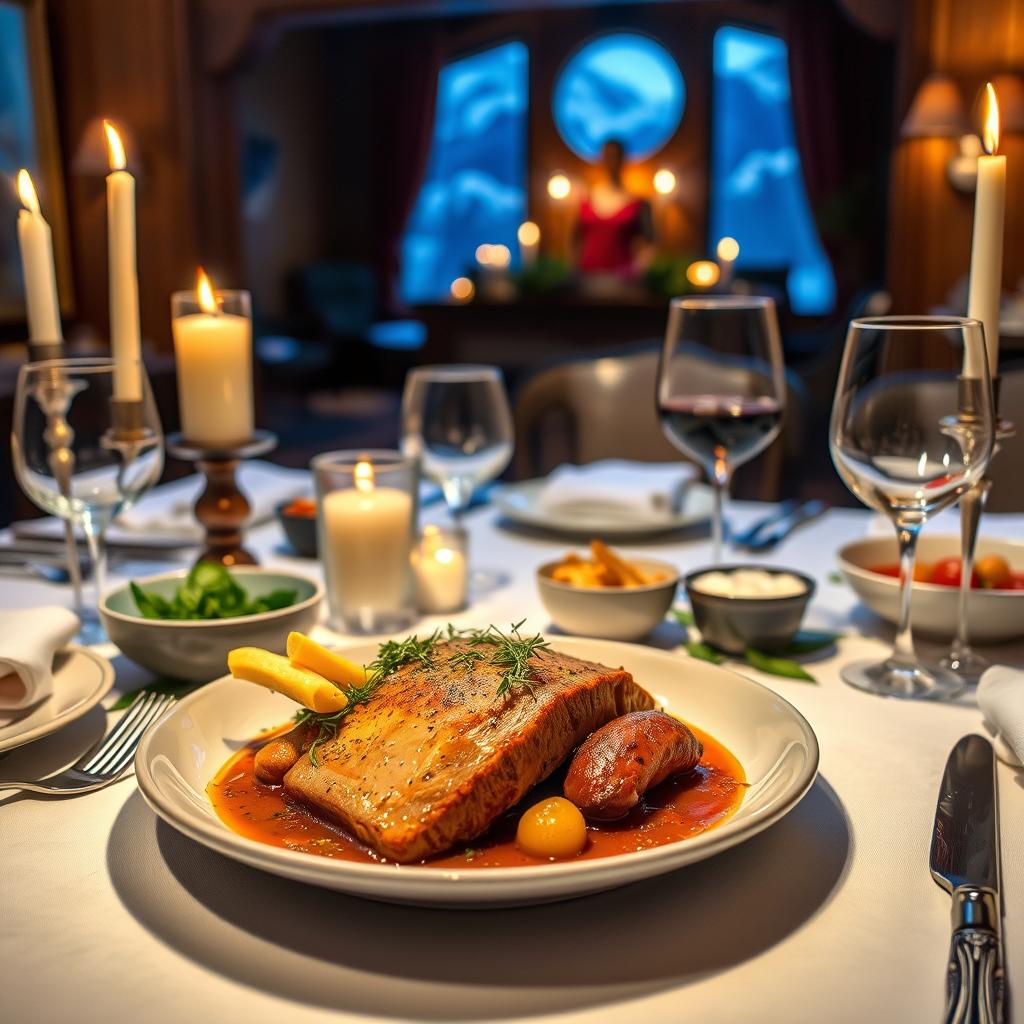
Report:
0,646,115,753
135,637,819,893
493,478,714,536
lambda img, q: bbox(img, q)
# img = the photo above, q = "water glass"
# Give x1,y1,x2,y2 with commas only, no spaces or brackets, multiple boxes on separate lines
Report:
829,316,994,699
312,449,418,634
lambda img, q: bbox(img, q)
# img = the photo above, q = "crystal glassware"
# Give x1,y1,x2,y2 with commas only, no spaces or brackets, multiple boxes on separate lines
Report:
401,364,514,523
312,449,418,634
12,357,164,641
657,296,786,562
829,316,995,700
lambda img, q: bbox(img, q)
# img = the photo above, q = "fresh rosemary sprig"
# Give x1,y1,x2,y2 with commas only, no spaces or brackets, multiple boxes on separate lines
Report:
456,619,551,697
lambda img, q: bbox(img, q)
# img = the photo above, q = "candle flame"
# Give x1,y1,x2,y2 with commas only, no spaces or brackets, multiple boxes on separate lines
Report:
982,82,1000,155
103,120,127,171
354,460,375,494
16,169,39,214
196,267,219,314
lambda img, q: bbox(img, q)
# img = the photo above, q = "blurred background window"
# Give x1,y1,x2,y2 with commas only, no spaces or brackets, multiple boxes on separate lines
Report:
399,41,528,304
710,25,836,316
552,32,685,161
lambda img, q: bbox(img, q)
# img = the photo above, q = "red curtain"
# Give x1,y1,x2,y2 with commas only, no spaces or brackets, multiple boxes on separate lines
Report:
369,26,444,314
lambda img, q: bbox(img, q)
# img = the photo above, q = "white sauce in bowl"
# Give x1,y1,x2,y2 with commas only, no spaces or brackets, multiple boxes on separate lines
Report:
691,569,807,599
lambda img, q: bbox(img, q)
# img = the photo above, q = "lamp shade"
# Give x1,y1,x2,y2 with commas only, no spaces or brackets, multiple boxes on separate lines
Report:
990,73,1024,134
901,73,969,138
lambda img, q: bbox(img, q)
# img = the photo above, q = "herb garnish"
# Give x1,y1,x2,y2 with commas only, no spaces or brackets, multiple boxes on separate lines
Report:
294,622,550,763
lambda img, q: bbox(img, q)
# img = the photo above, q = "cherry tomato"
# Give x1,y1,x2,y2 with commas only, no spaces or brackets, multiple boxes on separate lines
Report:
975,555,1012,589
869,563,931,582
1002,574,1024,591
929,557,980,589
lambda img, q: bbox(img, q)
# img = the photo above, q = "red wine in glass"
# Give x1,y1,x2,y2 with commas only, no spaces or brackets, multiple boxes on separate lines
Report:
658,395,783,470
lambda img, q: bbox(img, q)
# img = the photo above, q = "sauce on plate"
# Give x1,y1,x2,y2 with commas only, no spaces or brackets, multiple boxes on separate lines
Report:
208,722,746,868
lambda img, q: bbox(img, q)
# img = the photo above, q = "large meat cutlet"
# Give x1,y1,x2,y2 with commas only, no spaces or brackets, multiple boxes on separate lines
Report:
284,640,654,862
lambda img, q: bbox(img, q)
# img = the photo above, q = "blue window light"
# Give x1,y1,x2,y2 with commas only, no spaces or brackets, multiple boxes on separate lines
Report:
553,33,685,161
710,26,836,316
400,42,528,304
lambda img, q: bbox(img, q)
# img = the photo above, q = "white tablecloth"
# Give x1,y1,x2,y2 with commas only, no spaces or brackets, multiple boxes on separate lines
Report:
2,500,1023,1024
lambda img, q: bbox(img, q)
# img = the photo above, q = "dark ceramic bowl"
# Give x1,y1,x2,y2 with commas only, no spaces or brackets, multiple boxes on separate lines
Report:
684,564,816,655
276,500,318,558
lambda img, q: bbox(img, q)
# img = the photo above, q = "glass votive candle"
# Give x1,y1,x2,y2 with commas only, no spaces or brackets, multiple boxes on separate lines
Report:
312,449,418,633
413,524,469,614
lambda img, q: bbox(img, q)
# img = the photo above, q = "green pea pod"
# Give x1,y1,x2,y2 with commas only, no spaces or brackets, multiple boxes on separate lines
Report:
686,641,724,664
744,648,816,681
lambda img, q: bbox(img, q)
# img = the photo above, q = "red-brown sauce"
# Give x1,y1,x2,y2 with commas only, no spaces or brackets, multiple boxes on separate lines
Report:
208,722,746,868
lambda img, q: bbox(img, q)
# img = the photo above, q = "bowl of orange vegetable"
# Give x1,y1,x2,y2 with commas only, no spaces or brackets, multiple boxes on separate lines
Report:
838,534,1024,643
537,540,679,641
277,497,318,558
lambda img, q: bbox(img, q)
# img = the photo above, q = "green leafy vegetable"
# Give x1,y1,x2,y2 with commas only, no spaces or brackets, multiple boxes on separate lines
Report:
785,630,843,655
685,641,724,664
130,562,297,620
743,648,816,681
670,608,695,627
827,571,844,584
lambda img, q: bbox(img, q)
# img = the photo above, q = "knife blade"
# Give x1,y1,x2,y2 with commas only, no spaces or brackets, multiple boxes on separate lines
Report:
930,734,1004,1024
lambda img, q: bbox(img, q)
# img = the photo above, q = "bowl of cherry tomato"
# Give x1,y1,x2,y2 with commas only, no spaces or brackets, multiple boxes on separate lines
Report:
837,534,1024,643
277,497,318,558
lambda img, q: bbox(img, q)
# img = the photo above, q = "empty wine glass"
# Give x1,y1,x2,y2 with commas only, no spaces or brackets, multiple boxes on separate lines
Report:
401,364,514,522
12,357,164,640
829,316,994,700
657,296,786,562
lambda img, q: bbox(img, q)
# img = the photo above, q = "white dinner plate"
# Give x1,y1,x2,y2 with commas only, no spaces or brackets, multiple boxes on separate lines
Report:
493,478,715,537
0,646,115,753
136,637,818,908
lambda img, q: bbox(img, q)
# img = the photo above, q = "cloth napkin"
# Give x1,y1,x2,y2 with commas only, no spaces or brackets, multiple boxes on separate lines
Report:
0,607,79,714
978,665,1024,767
115,460,309,539
536,460,697,525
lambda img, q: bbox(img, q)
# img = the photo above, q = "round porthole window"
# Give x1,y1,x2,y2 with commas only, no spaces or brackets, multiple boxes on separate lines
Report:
552,33,685,161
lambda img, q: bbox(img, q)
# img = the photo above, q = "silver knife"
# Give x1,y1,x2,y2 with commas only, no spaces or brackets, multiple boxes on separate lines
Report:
930,734,1005,1024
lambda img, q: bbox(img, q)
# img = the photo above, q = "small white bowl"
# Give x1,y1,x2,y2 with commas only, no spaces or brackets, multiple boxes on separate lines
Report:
536,557,679,641
101,566,323,682
838,534,1024,644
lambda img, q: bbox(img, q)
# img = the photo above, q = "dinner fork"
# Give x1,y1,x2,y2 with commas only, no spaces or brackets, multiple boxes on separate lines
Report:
0,691,176,796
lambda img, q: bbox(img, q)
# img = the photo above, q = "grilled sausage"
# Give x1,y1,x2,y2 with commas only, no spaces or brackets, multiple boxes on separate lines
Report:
254,722,314,784
564,710,703,820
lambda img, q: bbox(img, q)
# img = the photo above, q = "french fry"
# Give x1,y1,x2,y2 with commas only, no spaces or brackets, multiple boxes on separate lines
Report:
591,540,647,585
228,648,349,712
287,631,368,689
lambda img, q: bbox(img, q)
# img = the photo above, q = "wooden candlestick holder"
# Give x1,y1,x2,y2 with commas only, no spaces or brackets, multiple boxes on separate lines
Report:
166,430,277,567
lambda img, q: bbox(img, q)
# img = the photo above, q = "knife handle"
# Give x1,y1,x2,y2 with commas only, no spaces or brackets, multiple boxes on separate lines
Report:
944,888,1005,1024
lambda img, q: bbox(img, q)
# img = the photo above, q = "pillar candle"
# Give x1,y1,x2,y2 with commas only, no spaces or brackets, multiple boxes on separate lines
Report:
321,462,414,620
413,526,468,613
104,121,142,402
966,84,1006,379
172,272,253,446
15,170,62,344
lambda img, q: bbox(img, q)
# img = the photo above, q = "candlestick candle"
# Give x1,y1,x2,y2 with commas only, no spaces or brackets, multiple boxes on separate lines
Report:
966,83,1006,379
413,525,468,613
103,120,142,401
16,170,62,344
171,271,253,447
315,453,417,633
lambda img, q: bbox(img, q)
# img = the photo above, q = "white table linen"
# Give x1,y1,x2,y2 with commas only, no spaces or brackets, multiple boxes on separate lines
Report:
2,499,1024,1024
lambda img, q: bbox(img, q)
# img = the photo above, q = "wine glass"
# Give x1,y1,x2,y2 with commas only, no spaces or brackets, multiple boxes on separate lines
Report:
829,316,994,700
401,364,514,522
656,296,786,562
12,357,165,641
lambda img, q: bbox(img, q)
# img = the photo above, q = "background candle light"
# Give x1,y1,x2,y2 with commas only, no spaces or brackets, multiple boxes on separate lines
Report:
716,236,740,289
15,170,62,345
171,269,254,447
687,260,721,289
518,220,540,267
966,82,1006,379
413,525,468,613
104,120,142,402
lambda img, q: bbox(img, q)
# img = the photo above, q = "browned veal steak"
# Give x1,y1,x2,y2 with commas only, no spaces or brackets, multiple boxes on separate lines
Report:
283,641,655,862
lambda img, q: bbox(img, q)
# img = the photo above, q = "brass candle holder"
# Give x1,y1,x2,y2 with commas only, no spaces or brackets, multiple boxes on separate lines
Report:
942,376,1015,683
166,429,277,567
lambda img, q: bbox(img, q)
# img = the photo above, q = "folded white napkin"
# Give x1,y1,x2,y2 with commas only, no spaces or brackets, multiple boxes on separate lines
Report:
0,607,79,713
536,460,697,525
977,665,1024,767
115,460,309,539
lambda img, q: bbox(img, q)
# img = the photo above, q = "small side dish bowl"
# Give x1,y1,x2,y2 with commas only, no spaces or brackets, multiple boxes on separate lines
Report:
838,534,1024,643
100,566,323,682
537,557,679,641
684,565,816,655
276,498,318,558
